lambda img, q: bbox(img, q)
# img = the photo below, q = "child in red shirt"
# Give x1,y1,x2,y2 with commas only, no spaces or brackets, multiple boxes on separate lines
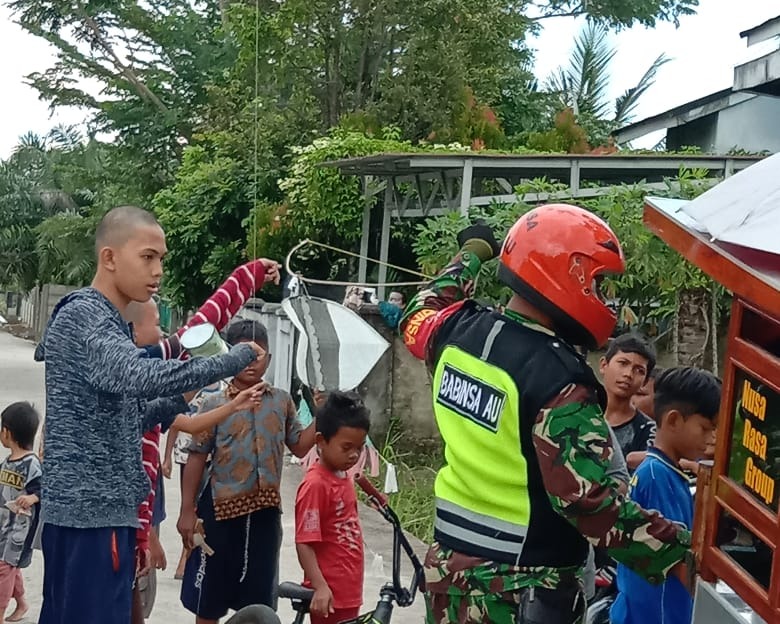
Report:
295,392,371,624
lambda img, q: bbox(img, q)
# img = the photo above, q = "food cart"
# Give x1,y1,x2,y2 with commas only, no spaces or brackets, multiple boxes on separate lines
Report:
643,155,780,624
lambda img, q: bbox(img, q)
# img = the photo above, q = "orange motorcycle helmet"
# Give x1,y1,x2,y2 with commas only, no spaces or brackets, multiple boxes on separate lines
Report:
497,203,626,349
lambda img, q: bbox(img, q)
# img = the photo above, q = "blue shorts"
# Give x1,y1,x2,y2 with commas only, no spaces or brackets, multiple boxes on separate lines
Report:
39,524,135,624
152,471,166,527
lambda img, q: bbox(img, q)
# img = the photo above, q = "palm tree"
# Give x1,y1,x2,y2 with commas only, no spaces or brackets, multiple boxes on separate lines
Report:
0,126,99,290
35,212,98,286
545,22,671,130
546,29,721,364
0,142,53,291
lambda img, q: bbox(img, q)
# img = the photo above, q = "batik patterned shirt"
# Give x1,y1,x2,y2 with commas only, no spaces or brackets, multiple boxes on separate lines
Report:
189,385,303,520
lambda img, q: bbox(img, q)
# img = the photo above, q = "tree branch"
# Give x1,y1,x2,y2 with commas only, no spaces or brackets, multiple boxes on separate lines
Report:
75,9,169,114
531,9,584,21
529,1,586,21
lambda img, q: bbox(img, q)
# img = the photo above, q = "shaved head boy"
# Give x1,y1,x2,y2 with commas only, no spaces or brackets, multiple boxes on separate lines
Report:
35,205,265,624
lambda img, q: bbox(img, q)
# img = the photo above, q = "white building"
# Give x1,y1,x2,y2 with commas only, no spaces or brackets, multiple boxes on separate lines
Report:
615,16,780,154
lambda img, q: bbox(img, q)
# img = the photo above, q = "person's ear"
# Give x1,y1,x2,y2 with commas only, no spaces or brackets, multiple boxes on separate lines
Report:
665,409,684,430
599,356,608,374
98,246,117,272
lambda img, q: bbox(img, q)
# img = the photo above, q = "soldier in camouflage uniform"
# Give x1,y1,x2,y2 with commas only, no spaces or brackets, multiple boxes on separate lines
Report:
400,206,692,624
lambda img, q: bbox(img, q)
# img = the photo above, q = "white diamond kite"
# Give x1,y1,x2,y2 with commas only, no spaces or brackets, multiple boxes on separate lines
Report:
281,295,391,392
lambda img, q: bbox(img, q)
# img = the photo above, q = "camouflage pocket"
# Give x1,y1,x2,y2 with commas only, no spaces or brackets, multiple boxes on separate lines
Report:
517,586,586,624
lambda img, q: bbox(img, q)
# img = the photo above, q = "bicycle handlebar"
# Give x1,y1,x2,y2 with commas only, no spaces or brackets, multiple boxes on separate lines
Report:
354,474,425,611
355,473,388,509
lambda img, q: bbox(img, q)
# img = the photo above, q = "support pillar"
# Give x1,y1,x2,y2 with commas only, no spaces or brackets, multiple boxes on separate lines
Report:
570,159,581,197
459,159,474,216
358,176,372,284
378,182,393,300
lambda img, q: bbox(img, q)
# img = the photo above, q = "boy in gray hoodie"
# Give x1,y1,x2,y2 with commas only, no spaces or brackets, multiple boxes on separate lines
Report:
34,205,273,624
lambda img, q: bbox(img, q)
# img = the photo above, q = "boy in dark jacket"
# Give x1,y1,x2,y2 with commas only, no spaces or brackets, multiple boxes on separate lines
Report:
599,333,657,471
34,205,270,624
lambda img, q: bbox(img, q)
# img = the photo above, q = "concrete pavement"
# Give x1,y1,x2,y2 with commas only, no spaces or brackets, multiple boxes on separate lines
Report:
0,329,427,623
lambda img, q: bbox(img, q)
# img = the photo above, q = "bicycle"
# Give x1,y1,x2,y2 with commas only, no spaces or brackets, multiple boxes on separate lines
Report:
275,474,426,624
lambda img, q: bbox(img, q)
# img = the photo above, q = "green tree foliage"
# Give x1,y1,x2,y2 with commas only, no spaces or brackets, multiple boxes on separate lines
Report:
496,71,560,142
544,22,671,145
220,0,532,142
154,125,459,309
525,108,591,153
153,144,254,309
11,0,694,156
4,0,702,303
251,128,421,276
0,125,149,289
9,0,233,194
0,127,95,289
412,170,723,333
534,0,698,28
36,212,99,286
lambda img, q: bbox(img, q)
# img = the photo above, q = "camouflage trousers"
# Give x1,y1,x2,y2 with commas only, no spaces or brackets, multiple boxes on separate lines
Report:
425,585,586,624
423,543,586,624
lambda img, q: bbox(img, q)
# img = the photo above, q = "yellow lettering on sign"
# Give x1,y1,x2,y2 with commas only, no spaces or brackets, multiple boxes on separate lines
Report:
742,418,768,461
742,379,767,421
744,457,775,506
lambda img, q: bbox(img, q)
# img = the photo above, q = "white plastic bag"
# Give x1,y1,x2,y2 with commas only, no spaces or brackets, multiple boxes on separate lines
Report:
383,463,399,494
370,553,385,577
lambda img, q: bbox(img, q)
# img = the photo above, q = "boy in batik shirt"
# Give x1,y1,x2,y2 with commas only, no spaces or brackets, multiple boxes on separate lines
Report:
178,320,316,623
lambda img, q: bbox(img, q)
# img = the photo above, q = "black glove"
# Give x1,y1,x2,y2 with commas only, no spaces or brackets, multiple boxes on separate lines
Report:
456,219,502,262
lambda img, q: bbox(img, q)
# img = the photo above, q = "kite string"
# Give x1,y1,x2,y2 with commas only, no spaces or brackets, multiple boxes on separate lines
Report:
285,239,433,288
252,0,260,342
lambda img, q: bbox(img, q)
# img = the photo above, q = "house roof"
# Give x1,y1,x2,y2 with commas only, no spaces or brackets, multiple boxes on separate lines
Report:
740,15,780,46
613,88,756,143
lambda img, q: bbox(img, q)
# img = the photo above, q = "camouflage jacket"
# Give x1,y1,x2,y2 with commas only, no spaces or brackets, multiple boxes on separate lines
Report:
401,250,690,593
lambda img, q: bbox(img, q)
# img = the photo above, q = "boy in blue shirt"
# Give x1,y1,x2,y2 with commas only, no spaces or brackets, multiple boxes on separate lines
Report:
611,366,721,624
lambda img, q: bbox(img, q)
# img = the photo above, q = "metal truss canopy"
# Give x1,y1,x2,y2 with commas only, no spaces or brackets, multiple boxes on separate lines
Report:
320,152,764,298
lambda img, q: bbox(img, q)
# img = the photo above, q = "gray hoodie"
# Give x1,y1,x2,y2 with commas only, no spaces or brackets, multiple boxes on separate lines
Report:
34,287,255,529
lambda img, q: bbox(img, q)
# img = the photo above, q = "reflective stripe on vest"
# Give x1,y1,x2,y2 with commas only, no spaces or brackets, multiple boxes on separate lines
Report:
434,498,528,557
432,342,530,559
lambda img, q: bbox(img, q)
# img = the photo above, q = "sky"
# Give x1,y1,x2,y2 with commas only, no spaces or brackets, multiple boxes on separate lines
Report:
0,1,778,157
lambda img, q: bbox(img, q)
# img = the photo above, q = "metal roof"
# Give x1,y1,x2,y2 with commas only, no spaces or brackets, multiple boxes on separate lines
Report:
646,197,780,319
740,15,780,46
321,151,760,178
613,88,756,143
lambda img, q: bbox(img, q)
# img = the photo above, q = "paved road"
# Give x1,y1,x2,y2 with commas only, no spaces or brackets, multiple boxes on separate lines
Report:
0,329,427,623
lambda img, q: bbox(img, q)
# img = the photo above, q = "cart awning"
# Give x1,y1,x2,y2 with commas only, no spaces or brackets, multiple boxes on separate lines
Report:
679,152,780,257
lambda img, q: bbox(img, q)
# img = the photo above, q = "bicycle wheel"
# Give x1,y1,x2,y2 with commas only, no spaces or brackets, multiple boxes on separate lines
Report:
224,605,282,624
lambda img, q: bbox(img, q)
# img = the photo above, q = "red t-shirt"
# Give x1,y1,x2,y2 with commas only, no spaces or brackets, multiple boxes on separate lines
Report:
295,462,364,609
